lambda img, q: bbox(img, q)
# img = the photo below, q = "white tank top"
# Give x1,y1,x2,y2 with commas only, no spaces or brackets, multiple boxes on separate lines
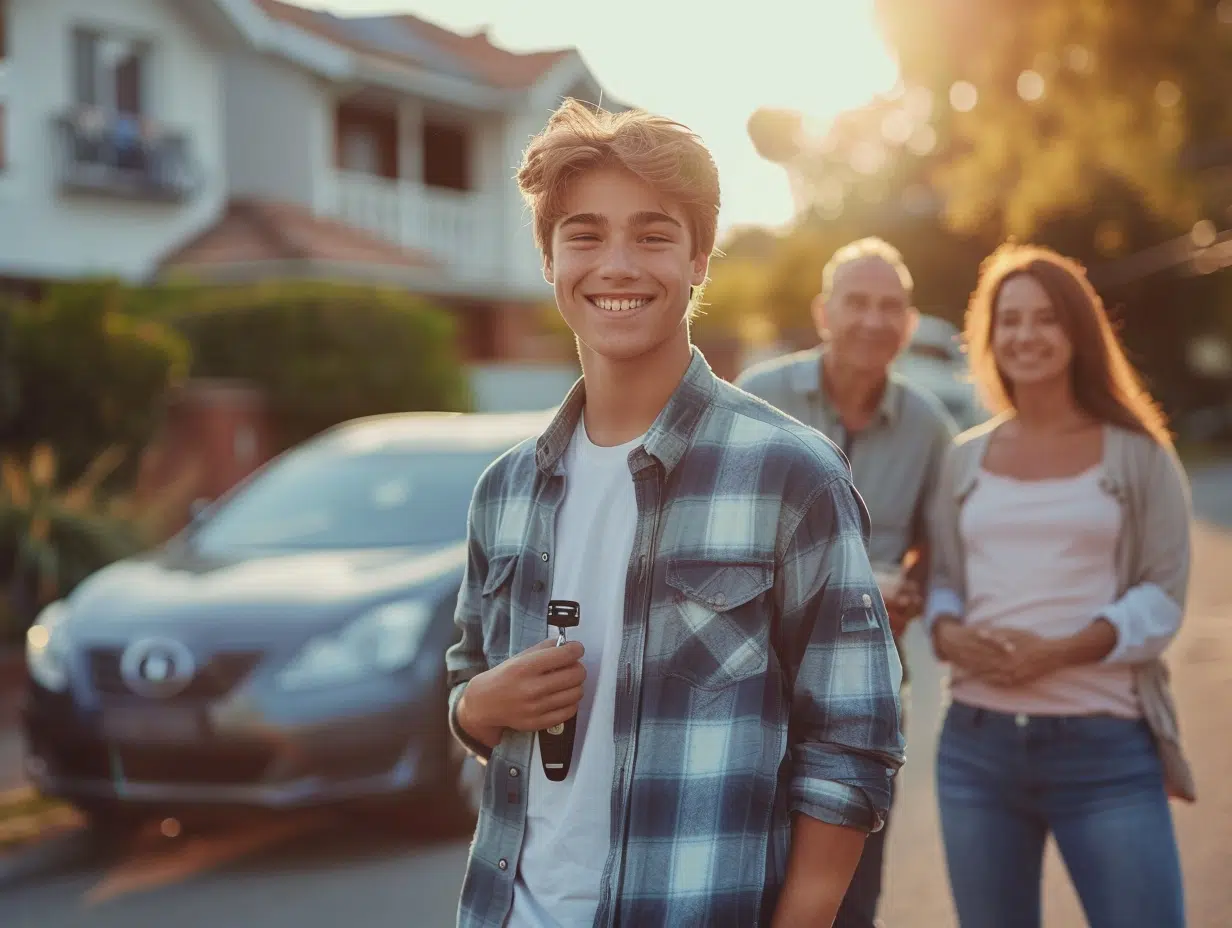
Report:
952,465,1140,718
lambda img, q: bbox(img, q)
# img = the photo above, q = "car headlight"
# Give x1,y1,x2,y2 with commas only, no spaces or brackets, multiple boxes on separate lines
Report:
26,601,71,693
276,599,435,691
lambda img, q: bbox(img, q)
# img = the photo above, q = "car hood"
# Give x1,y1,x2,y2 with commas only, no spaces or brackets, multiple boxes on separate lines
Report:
65,541,467,636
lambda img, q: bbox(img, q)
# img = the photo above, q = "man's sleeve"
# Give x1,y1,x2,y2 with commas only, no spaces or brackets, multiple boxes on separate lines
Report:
732,364,780,406
444,484,494,762
776,474,906,833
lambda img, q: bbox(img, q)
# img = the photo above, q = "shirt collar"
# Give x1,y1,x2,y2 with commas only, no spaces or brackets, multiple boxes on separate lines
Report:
793,348,901,428
535,346,718,478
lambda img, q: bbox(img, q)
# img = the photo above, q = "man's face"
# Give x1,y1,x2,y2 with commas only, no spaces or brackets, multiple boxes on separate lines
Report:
813,256,917,374
545,166,709,364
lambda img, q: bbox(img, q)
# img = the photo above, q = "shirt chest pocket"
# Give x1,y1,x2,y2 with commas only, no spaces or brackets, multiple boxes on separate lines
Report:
664,558,775,690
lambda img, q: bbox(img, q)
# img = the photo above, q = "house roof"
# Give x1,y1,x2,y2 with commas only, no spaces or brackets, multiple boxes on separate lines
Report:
158,197,441,274
253,0,574,90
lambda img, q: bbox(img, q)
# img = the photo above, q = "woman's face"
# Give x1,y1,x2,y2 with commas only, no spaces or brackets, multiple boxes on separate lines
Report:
991,273,1074,391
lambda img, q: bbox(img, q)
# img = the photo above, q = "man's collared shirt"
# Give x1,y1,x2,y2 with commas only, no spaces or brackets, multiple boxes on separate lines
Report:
735,346,957,570
446,348,905,928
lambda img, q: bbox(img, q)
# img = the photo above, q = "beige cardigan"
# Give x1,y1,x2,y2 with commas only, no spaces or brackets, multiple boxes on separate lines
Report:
926,413,1196,801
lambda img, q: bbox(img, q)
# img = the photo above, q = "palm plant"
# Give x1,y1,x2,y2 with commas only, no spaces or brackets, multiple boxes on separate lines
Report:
0,444,198,641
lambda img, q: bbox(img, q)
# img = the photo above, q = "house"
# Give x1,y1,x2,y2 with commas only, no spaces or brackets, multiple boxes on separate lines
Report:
0,0,627,405
0,0,237,287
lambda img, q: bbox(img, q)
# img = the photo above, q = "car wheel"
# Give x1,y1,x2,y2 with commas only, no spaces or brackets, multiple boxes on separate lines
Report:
372,732,482,841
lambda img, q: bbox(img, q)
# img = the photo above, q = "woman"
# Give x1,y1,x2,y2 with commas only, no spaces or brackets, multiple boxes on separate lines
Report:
926,243,1193,928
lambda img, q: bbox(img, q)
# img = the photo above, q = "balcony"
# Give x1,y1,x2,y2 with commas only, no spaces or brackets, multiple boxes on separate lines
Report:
332,170,502,283
53,109,201,203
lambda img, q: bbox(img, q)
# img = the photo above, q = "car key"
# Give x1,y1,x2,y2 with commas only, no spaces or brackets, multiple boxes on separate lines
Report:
539,600,580,782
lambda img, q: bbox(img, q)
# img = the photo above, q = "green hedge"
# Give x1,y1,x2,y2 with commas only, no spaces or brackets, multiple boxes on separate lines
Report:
0,277,469,479
3,280,190,484
171,282,469,450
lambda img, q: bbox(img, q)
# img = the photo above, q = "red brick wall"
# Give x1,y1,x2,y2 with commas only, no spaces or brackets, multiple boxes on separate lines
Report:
136,380,276,534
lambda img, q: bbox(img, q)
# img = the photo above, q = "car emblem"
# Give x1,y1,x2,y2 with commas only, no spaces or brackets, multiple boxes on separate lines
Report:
120,638,196,699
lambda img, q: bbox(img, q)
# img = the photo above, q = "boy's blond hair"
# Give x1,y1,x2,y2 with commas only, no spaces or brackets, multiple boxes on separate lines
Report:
516,98,721,264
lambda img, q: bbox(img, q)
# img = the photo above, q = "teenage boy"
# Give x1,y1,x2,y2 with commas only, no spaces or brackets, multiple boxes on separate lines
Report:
445,100,904,928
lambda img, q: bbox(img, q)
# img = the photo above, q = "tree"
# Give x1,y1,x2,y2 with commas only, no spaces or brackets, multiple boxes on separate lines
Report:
752,1,1232,241
885,0,1232,236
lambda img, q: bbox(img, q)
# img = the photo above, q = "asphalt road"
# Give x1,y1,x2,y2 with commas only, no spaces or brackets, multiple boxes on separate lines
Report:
4,462,1230,928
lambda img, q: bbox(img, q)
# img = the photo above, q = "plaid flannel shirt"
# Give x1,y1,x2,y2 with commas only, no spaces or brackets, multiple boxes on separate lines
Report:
445,347,905,928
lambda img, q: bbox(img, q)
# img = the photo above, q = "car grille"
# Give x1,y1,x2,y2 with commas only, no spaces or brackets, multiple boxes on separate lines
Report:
38,739,111,780
88,648,263,701
116,744,273,785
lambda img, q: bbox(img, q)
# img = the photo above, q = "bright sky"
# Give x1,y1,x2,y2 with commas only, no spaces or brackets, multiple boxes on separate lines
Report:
294,0,901,234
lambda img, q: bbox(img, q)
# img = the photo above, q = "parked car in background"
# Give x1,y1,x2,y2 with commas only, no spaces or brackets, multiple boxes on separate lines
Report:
895,313,988,430
21,409,553,839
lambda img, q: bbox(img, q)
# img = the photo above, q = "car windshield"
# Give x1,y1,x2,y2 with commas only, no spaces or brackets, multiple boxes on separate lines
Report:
191,444,502,553
905,342,954,363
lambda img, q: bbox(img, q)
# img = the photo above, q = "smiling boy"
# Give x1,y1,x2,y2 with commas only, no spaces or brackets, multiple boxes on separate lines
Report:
445,100,904,927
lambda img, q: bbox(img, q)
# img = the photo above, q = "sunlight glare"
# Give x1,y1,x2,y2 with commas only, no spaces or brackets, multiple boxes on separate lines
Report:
1017,70,1046,102
295,0,902,229
949,81,978,113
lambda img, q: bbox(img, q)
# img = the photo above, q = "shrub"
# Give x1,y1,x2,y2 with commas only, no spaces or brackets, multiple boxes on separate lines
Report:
0,444,198,642
172,282,469,450
3,281,190,484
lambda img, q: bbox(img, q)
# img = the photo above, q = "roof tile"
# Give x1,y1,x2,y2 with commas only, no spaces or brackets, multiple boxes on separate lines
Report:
159,198,441,271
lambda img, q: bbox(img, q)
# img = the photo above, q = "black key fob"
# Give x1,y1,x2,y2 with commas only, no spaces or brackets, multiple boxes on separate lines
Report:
539,600,580,782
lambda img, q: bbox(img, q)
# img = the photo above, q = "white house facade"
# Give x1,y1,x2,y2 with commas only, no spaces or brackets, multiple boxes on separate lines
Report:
0,0,238,282
0,0,619,308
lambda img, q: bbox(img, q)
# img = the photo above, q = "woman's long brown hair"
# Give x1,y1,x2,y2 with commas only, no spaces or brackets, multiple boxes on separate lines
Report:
964,243,1172,446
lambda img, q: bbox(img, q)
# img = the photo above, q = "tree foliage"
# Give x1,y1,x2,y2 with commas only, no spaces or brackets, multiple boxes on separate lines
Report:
751,1,1232,240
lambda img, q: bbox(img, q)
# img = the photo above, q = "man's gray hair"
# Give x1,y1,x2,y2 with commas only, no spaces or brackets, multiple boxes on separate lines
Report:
821,237,914,301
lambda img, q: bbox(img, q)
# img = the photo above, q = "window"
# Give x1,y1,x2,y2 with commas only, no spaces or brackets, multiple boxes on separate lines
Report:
334,102,397,179
192,445,504,552
340,127,382,176
906,342,955,363
422,121,471,191
72,28,148,115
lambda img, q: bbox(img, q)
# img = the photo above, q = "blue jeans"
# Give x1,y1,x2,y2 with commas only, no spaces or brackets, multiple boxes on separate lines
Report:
937,702,1185,928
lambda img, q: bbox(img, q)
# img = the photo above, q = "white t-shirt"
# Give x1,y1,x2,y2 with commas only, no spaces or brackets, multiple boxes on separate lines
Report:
508,421,641,928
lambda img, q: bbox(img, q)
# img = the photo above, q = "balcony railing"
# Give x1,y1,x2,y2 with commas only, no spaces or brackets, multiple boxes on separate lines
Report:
53,110,202,203
333,171,502,282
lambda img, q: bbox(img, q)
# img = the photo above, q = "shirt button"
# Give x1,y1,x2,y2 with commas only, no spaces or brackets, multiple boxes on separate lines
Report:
509,766,519,778
532,581,544,593
713,593,726,606
1015,712,1029,728
498,858,508,870
862,593,873,607
540,552,549,562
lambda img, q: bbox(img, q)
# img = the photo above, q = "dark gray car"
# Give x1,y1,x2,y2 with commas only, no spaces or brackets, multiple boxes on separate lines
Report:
20,409,551,836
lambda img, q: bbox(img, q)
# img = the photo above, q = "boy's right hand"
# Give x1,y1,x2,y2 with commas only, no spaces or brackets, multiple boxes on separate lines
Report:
457,638,586,749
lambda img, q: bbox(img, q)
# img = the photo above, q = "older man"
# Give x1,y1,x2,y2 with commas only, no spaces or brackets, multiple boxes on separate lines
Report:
735,237,957,928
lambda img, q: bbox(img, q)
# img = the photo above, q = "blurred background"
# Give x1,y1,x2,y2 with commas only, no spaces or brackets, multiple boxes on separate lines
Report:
0,1,1230,926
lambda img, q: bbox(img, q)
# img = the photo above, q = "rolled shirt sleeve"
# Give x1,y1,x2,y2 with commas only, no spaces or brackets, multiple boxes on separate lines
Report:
776,475,906,833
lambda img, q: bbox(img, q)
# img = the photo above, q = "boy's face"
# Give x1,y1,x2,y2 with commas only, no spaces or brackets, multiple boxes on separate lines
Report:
544,166,709,364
